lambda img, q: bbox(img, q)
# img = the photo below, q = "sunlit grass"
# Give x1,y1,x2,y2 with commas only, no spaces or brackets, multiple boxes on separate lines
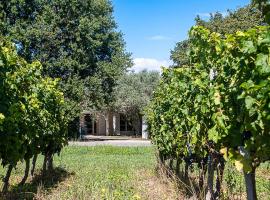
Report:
0,146,156,200
0,146,269,199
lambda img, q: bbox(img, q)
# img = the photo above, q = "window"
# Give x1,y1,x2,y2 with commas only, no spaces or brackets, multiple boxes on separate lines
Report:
120,114,133,132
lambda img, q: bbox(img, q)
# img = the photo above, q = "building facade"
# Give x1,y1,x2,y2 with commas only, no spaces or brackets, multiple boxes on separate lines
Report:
79,111,144,137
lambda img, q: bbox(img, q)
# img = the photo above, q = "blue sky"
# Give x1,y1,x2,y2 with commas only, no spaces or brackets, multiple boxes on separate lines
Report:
112,0,250,72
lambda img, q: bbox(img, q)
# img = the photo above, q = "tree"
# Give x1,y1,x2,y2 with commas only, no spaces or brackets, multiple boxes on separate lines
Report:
0,0,132,126
111,70,160,115
110,70,160,134
170,40,189,66
195,6,263,35
252,0,270,23
171,5,263,66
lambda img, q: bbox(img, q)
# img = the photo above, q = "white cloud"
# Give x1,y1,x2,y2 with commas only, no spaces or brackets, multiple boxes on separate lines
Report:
131,58,171,72
147,35,172,41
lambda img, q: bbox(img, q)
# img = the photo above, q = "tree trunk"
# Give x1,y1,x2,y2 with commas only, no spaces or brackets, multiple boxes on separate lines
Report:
19,159,30,186
199,162,207,189
206,154,215,200
159,153,165,166
2,165,13,193
31,154,38,177
244,168,257,200
42,154,47,174
176,159,181,177
47,153,53,171
169,159,174,171
184,162,189,180
214,159,225,199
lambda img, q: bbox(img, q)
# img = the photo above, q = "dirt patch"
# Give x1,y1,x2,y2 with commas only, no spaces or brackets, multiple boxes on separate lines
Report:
257,168,270,180
134,169,185,200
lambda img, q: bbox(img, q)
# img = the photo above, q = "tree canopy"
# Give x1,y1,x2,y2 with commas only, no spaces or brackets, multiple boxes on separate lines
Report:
252,0,270,23
170,5,263,66
111,70,160,115
0,0,132,121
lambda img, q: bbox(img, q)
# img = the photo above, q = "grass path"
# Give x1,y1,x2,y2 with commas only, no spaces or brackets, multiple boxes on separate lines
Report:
0,146,178,200
0,146,269,200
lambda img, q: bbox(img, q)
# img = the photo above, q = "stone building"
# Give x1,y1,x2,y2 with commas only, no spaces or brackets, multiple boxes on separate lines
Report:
79,111,146,137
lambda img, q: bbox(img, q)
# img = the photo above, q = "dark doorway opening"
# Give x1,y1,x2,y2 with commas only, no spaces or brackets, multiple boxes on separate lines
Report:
120,114,134,132
84,114,97,135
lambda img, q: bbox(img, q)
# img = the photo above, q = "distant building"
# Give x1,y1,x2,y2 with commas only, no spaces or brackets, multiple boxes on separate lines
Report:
79,111,148,138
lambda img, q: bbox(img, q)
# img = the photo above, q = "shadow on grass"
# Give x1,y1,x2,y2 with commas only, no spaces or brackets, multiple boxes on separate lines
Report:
0,167,74,200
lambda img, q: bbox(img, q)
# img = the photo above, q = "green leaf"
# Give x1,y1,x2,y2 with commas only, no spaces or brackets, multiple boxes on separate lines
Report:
242,40,256,53
217,116,226,129
255,53,270,74
245,96,256,110
208,126,220,143
234,157,252,173
213,90,221,105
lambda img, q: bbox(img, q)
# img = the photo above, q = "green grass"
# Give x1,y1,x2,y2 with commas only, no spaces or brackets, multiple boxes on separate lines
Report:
222,162,270,199
55,146,156,199
0,146,269,200
0,146,156,200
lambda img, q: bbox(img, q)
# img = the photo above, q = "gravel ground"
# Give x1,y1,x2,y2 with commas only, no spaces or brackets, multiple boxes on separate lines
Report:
69,140,152,147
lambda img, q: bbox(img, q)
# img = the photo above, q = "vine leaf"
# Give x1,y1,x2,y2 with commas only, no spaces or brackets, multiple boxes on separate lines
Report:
242,40,256,53
256,53,270,74
245,96,256,109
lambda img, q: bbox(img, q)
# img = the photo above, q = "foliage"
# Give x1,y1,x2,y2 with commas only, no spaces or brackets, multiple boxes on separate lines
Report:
0,36,67,191
0,0,132,122
252,0,270,23
189,25,270,171
195,6,263,35
111,70,160,115
171,5,263,66
170,40,190,66
148,25,270,199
